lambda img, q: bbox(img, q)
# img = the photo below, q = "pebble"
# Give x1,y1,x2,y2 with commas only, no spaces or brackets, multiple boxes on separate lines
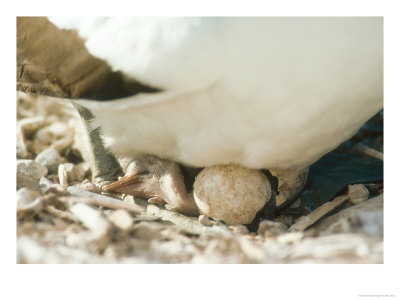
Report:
17,127,31,159
16,187,41,208
52,133,74,153
58,163,75,186
35,148,64,173
74,162,91,182
65,232,88,248
257,220,288,237
276,232,304,245
17,172,40,190
107,209,134,231
70,203,110,240
17,159,48,180
35,122,70,144
133,222,166,240
348,184,369,205
16,187,43,218
39,177,68,195
198,215,213,226
355,211,383,236
17,116,45,136
74,179,101,193
229,225,249,235
17,236,46,263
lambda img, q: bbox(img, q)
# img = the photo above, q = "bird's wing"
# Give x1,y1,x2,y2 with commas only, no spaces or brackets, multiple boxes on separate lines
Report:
17,17,225,101
47,17,225,95
17,17,160,100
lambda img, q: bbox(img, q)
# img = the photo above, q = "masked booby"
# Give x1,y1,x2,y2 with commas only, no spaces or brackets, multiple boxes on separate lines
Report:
17,17,383,219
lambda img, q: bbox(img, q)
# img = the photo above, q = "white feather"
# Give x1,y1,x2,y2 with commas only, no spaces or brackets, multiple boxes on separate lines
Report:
49,17,383,169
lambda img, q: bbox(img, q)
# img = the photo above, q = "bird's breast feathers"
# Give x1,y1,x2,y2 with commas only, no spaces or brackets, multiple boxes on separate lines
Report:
49,17,382,169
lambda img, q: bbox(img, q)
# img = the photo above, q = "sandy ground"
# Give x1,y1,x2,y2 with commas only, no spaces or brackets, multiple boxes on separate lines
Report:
16,92,383,263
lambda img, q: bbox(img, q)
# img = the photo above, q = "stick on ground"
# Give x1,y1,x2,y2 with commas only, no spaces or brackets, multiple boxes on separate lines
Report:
66,186,146,213
289,195,349,232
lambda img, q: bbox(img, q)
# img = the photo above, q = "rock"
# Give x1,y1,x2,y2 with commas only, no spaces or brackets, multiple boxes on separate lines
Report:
58,163,75,186
276,232,304,245
17,172,40,190
355,211,383,236
17,236,46,263
194,165,271,225
17,126,31,159
257,220,287,237
70,203,110,240
198,215,213,226
132,222,166,240
74,161,91,181
274,215,294,227
229,225,249,235
311,194,383,236
107,209,134,231
16,187,43,218
17,159,48,178
39,177,69,195
289,233,380,262
17,187,40,207
16,138,31,159
65,232,88,248
35,121,69,144
52,133,74,153
17,116,45,136
35,148,64,173
74,179,101,193
348,184,369,205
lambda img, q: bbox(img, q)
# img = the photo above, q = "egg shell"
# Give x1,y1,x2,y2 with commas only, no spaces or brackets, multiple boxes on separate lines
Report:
193,165,271,225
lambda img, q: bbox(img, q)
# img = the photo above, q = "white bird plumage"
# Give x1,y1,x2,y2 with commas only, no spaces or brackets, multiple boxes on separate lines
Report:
49,17,383,170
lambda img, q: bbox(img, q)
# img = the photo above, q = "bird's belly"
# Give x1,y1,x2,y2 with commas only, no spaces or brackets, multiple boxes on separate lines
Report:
81,84,381,170
72,17,382,170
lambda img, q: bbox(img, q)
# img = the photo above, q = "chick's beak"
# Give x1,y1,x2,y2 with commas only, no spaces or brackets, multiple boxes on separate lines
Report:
102,171,161,199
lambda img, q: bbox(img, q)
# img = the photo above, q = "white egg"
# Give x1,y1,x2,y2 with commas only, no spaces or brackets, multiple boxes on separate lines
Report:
193,165,271,225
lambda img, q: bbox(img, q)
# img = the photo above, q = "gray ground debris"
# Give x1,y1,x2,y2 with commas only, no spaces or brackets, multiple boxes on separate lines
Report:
198,215,213,226
16,188,43,219
310,194,383,236
16,93,384,264
17,171,41,191
289,195,349,232
107,209,134,231
16,187,41,208
35,148,64,173
17,160,48,191
258,220,288,237
348,184,369,205
70,203,111,243
229,225,249,235
17,159,48,179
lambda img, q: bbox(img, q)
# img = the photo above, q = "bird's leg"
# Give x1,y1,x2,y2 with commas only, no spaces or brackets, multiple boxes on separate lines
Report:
71,102,124,187
102,156,199,216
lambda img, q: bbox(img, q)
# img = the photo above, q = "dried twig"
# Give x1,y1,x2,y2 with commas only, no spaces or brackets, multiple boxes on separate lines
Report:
66,186,145,213
145,204,230,235
289,195,349,232
44,205,80,223
353,143,383,161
